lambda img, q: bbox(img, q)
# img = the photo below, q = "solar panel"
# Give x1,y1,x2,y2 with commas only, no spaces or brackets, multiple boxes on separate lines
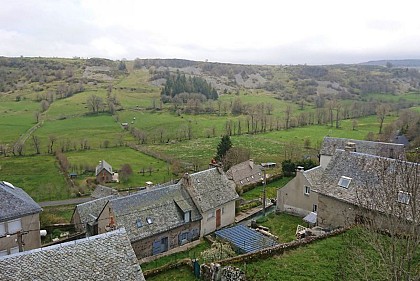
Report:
215,224,278,254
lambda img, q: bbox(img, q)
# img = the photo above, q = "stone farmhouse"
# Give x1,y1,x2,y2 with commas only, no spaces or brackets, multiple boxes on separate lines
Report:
97,184,202,258
226,159,263,188
314,149,419,229
0,228,146,281
277,137,413,229
181,168,239,237
71,195,118,235
0,181,42,256
95,160,114,183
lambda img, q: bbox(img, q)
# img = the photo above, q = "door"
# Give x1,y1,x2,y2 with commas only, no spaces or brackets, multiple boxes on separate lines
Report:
216,208,221,228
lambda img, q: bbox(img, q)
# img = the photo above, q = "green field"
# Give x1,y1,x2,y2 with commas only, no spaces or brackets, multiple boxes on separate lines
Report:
0,155,68,201
66,147,171,188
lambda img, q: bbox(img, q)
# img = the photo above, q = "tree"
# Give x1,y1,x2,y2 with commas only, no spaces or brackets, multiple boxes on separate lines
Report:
48,135,57,154
376,103,391,134
284,105,293,129
86,95,103,114
119,164,133,183
34,111,41,123
281,159,296,177
222,147,251,171
216,135,232,161
32,135,41,154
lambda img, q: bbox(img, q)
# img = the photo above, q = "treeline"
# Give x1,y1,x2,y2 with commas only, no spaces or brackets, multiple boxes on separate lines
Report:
161,72,218,100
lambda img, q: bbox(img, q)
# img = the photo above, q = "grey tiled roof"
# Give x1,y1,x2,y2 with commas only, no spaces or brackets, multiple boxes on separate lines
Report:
320,137,406,160
91,185,118,199
95,160,112,176
314,149,419,210
226,160,263,186
73,195,117,228
0,181,42,222
0,228,145,281
109,184,201,242
183,168,239,213
303,166,324,188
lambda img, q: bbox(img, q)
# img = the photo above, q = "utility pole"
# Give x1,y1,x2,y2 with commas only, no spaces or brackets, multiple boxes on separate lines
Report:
262,167,267,216
16,231,25,252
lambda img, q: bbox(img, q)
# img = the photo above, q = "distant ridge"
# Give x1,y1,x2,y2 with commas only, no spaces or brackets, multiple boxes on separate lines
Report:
360,59,420,67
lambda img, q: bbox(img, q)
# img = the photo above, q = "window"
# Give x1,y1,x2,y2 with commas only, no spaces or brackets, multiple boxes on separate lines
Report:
10,247,19,255
207,211,214,221
312,204,317,212
246,177,250,182
196,179,200,183
136,218,143,228
304,186,311,195
338,176,352,188
221,207,225,214
7,219,21,234
240,180,243,185
251,175,254,179
184,211,191,223
397,191,410,204
146,217,153,224
0,222,5,237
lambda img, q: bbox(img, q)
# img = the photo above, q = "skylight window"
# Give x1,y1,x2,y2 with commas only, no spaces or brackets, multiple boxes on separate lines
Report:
338,176,352,188
136,218,142,228
146,217,153,224
397,191,410,204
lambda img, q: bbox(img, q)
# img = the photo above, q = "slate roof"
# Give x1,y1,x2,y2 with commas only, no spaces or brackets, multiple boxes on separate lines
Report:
73,195,117,228
314,149,419,214
215,224,278,254
320,137,406,160
0,228,145,281
109,184,201,242
226,160,263,186
302,166,324,188
303,212,317,224
95,160,112,176
183,168,239,213
0,181,42,222
91,185,118,199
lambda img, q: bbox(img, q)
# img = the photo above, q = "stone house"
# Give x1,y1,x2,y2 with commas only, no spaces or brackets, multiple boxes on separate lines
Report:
97,184,202,258
277,165,323,217
182,168,239,236
226,159,263,188
314,149,419,229
0,228,146,281
0,181,42,256
319,137,405,168
95,160,113,183
71,195,117,235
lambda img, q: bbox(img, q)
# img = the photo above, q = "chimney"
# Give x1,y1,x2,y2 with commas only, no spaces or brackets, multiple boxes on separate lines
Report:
344,142,356,152
182,173,191,186
296,166,304,172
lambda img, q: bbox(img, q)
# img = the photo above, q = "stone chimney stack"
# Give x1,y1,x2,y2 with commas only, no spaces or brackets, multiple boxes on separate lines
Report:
296,166,304,172
344,142,356,152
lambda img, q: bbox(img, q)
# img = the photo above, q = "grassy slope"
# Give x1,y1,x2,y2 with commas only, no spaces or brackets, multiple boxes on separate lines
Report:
0,155,68,201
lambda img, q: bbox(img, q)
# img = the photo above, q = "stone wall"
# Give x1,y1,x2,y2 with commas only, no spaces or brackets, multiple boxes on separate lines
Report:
201,263,246,281
131,221,200,258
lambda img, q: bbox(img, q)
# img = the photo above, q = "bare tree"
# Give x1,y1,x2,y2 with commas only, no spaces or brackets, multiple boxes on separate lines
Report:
345,159,419,281
34,111,41,123
119,164,133,183
32,135,41,154
284,105,293,130
376,103,391,134
48,135,57,154
86,95,103,113
222,147,251,171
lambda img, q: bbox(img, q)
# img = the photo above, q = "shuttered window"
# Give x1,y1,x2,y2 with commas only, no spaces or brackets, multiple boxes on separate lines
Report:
7,219,22,234
0,223,5,237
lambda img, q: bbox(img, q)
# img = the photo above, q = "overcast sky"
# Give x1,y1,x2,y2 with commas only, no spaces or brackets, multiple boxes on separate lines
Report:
1,0,420,65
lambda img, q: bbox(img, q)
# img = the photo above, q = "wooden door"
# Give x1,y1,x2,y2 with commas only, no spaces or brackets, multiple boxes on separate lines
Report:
216,208,221,228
